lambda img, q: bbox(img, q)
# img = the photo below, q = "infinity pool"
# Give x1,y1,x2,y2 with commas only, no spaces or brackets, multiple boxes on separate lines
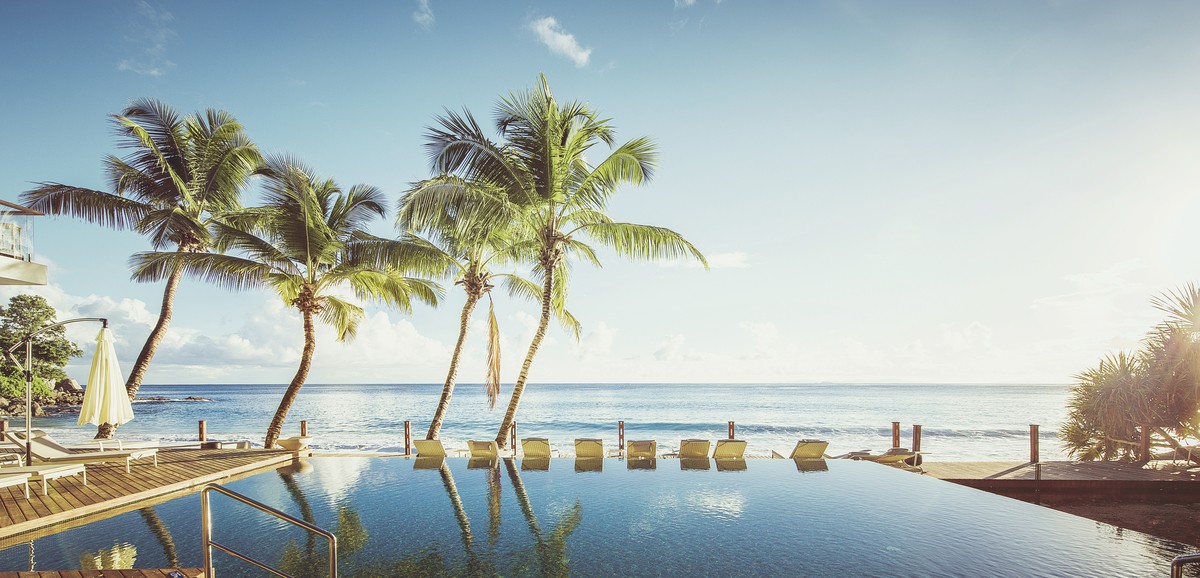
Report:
1,456,1195,576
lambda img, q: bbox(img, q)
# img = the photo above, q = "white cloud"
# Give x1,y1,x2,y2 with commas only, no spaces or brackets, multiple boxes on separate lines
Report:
572,321,616,359
674,0,697,7
654,334,685,361
116,0,176,76
412,0,435,30
529,17,592,67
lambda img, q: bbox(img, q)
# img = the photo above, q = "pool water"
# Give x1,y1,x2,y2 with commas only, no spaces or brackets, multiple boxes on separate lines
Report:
1,456,1195,576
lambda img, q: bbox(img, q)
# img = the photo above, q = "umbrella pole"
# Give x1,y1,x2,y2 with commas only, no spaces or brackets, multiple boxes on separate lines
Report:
24,340,31,467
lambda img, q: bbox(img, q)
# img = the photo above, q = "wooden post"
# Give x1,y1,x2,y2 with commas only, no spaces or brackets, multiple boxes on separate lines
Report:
300,420,308,437
404,420,412,456
198,420,207,442
728,421,736,439
511,422,518,455
891,421,901,448
0,420,7,433
1029,424,1039,463
912,424,922,452
1140,425,1151,462
618,420,625,452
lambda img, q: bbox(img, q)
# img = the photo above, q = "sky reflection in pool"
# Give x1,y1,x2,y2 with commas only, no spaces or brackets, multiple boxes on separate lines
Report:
1,456,1196,576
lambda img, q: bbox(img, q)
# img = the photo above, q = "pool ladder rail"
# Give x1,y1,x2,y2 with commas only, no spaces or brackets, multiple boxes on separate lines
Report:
1173,552,1200,578
201,482,338,578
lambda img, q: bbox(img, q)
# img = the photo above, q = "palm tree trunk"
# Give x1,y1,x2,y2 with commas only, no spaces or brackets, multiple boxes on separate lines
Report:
96,265,181,439
495,269,553,448
138,507,178,568
265,308,316,449
427,294,479,440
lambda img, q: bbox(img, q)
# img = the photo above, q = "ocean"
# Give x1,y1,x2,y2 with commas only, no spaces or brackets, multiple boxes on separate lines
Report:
23,383,1072,461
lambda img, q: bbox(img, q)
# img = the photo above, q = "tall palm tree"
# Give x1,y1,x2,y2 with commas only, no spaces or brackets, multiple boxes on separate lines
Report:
399,175,545,440
424,75,707,448
21,99,262,437
131,156,443,448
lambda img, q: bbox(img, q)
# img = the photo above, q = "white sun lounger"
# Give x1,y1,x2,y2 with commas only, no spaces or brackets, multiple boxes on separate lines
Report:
0,463,87,495
4,430,157,473
0,471,30,498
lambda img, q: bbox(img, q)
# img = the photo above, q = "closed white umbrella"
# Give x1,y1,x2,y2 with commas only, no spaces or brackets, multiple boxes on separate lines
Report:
78,327,133,427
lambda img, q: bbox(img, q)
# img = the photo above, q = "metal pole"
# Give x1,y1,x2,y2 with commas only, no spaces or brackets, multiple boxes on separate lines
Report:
1030,424,1040,463
201,483,213,575
511,422,517,456
618,420,625,452
24,340,32,466
404,420,412,456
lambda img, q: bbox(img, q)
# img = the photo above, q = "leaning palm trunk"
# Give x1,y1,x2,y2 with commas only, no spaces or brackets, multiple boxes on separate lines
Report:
427,294,480,440
265,309,317,449
138,507,178,568
495,269,553,448
97,265,182,439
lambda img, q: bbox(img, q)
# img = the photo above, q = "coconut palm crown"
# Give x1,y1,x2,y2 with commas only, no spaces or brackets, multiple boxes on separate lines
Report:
21,98,262,437
132,156,445,448
424,75,707,448
399,174,562,440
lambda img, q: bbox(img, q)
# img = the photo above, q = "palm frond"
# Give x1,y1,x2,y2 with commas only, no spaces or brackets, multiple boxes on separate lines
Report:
129,250,273,292
318,296,365,342
578,222,707,267
20,184,150,229
484,296,502,408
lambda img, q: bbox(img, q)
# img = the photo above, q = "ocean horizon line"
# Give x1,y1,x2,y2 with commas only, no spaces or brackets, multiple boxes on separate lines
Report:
135,381,1072,387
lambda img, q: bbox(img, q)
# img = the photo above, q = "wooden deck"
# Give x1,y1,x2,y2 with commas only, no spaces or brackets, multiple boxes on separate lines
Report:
0,570,203,578
0,448,296,547
923,460,1200,501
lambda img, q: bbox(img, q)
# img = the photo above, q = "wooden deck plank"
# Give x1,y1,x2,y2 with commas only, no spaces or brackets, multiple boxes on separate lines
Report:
0,448,295,543
921,460,1200,501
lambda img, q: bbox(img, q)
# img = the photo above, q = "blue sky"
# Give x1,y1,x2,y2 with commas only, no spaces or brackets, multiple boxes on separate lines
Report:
2,1,1199,385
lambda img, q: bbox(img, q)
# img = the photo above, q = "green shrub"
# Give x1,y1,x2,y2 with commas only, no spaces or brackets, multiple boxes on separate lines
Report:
0,373,51,400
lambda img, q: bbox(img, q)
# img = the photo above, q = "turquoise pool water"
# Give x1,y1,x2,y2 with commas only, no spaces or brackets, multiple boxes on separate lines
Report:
1,456,1195,576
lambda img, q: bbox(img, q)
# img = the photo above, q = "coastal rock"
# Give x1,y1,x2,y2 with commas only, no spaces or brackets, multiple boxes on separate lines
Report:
184,396,214,402
54,378,83,393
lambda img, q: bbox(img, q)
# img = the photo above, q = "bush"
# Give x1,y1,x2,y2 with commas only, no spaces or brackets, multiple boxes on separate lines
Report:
0,373,51,401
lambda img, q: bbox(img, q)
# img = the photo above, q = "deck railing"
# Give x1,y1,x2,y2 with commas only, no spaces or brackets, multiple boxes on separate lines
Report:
201,482,338,577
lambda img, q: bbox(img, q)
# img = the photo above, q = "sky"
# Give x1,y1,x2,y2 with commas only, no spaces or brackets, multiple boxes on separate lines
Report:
2,1,1200,386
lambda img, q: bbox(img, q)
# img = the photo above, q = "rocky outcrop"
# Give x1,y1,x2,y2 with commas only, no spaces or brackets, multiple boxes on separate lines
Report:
54,378,83,393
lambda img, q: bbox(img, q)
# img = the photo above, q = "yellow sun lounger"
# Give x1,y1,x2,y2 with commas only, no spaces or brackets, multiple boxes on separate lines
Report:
521,437,551,458
412,439,447,457
627,440,657,459
713,439,747,459
679,439,711,459
788,439,830,460
575,438,604,458
468,440,499,458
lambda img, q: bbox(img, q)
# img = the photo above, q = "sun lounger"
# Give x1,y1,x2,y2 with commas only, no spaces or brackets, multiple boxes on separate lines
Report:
627,440,657,459
628,457,656,470
521,437,551,458
468,440,499,458
574,457,603,473
413,455,446,470
679,439,710,459
788,439,830,460
680,457,711,471
796,459,829,473
467,457,498,470
521,456,550,471
413,439,446,457
850,447,920,466
0,463,87,495
713,439,747,459
715,458,747,472
0,471,30,498
575,438,604,458
4,430,157,473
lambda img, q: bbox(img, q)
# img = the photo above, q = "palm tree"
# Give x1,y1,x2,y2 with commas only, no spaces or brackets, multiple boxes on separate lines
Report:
424,75,707,448
399,175,541,440
21,99,262,437
131,156,443,448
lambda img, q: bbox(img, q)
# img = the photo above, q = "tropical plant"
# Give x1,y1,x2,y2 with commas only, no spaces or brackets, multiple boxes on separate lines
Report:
131,156,443,448
424,75,707,447
21,98,261,437
399,175,539,439
1061,285,1200,462
0,294,83,384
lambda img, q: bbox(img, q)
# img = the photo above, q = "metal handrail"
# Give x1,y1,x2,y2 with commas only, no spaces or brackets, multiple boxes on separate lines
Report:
1172,553,1200,578
202,483,338,578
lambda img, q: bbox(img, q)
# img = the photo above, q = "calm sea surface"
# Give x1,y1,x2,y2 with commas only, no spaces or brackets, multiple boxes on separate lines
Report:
28,383,1071,461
